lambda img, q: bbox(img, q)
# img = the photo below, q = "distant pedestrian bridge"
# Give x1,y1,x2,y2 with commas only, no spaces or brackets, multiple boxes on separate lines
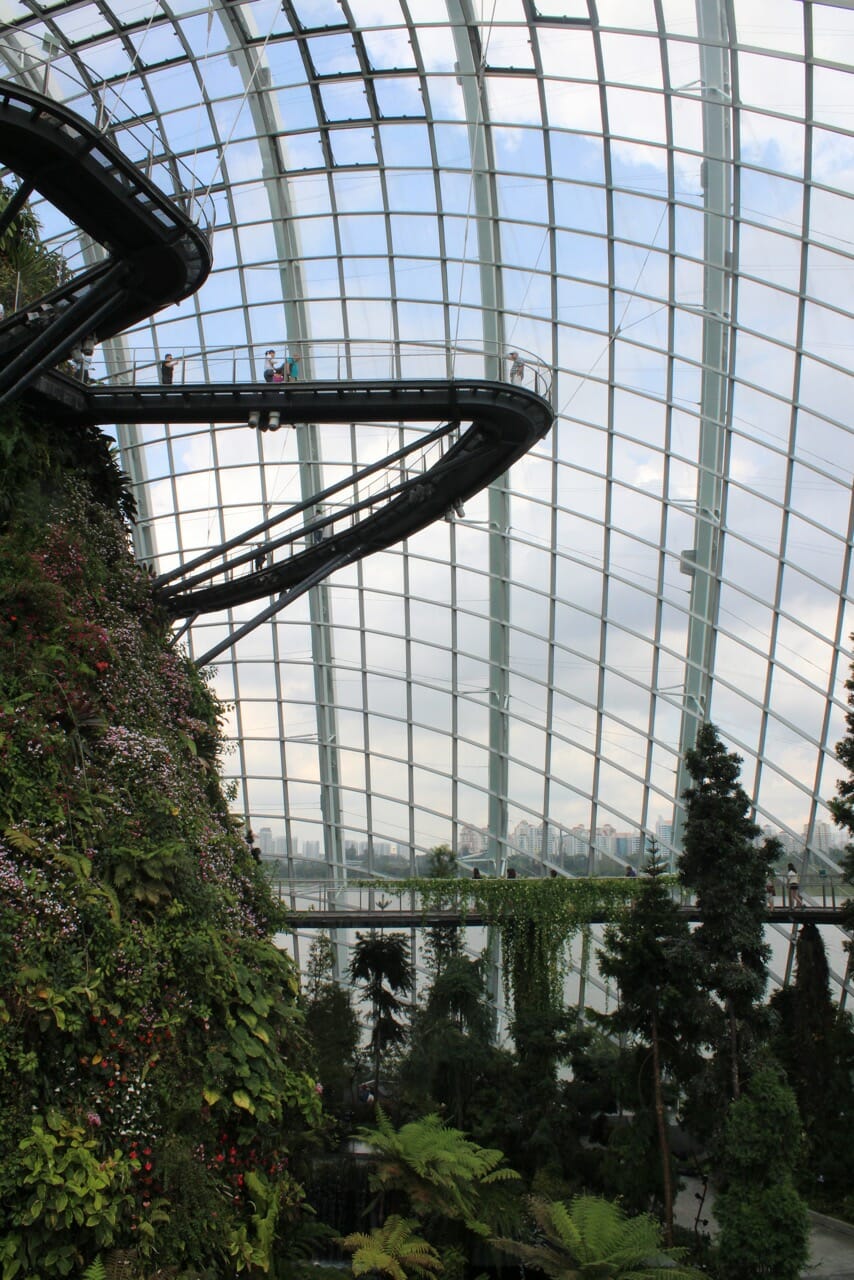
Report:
271,874,850,931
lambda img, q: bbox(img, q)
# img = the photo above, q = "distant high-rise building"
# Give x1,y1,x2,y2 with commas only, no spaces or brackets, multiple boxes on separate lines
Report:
459,824,488,856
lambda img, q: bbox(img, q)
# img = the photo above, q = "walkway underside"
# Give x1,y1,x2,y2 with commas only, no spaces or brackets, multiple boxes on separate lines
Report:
32,372,554,620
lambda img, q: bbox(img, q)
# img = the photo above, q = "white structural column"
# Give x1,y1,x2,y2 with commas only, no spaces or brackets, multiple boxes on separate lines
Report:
673,0,734,846
222,15,345,891
449,0,510,876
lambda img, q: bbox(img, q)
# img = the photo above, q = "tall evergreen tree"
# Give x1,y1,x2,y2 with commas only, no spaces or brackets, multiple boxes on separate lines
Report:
770,922,854,1207
598,843,706,1243
400,955,497,1128
302,933,360,1110
713,1064,810,1280
829,637,854,920
679,723,775,1103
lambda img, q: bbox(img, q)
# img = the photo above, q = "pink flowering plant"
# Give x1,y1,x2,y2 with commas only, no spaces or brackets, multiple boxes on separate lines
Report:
0,474,323,1278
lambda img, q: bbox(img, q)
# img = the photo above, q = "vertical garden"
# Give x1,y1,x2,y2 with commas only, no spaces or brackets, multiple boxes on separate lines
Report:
0,420,324,1276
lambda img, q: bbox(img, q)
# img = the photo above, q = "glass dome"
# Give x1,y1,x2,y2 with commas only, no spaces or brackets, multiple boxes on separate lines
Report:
2,2,853,987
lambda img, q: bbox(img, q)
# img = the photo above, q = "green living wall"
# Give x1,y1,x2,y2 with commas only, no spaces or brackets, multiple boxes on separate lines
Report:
0,423,322,1278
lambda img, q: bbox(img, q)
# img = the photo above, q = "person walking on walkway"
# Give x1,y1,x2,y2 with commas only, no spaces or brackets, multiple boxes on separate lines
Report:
787,863,805,909
160,353,177,384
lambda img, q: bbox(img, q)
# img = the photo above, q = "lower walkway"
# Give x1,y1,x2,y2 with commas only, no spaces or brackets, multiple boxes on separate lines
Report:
674,1178,854,1277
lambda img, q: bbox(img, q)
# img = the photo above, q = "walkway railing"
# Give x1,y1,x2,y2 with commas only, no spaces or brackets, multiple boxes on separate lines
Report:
85,338,552,401
269,874,851,917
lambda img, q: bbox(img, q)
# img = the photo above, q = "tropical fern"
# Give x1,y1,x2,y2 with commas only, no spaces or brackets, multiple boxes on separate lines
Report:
81,1260,107,1280
491,1194,704,1279
358,1108,519,1234
339,1214,443,1280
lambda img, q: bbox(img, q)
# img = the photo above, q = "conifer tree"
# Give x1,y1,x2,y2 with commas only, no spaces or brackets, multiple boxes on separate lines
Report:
713,1064,809,1280
679,723,775,1103
829,637,854,915
598,843,706,1243
770,922,854,1207
303,933,360,1109
401,955,496,1128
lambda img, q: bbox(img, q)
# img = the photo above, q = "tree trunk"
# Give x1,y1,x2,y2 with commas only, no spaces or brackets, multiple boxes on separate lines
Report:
728,998,740,1100
372,987,382,1099
651,1010,674,1247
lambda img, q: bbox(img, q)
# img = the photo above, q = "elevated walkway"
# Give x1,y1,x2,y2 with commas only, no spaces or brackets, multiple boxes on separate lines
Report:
273,878,850,931
0,72,555,638
280,904,847,930
0,80,211,406
35,370,554,623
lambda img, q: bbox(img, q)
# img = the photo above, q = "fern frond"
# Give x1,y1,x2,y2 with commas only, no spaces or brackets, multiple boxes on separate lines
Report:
495,1196,703,1280
339,1215,443,1280
4,826,39,854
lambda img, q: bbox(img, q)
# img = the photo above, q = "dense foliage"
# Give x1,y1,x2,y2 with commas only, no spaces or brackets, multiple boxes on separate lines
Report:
598,850,706,1241
713,1065,809,1280
679,724,776,1110
829,634,854,920
0,467,322,1276
492,1194,704,1279
0,180,68,317
372,873,648,1017
770,922,854,1211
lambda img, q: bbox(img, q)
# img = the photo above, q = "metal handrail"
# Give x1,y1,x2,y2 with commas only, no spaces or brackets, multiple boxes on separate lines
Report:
268,873,852,915
79,338,553,401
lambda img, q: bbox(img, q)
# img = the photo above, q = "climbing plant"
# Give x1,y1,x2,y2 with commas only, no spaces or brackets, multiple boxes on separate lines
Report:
367,875,662,1017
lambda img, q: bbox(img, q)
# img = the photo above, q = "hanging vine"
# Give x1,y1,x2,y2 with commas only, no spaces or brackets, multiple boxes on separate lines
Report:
366,876,677,1018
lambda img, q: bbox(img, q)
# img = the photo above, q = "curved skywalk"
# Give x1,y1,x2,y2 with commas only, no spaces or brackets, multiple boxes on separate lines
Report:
34,351,552,645
0,80,212,405
0,80,554,662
